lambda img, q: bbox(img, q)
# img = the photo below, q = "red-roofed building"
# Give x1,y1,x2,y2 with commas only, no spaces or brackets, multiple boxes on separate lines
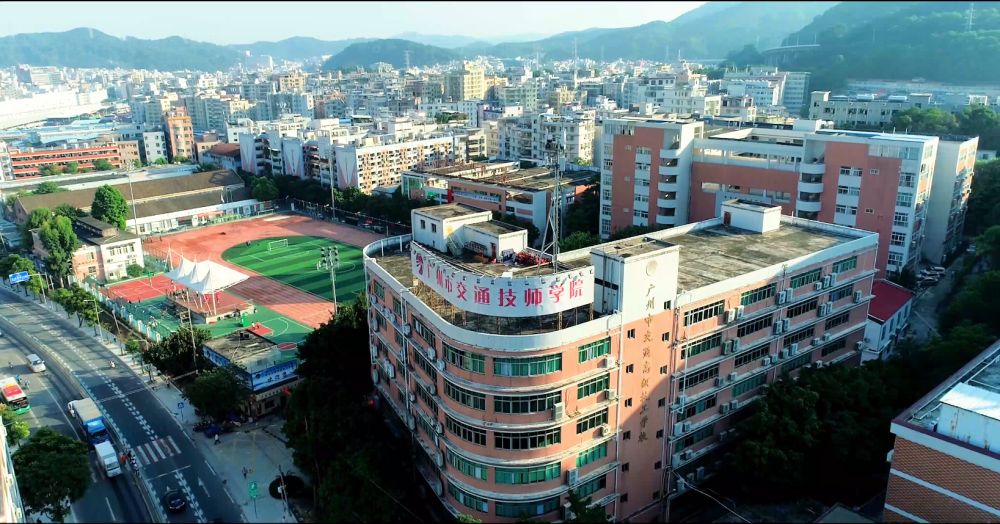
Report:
863,279,915,363
199,143,241,173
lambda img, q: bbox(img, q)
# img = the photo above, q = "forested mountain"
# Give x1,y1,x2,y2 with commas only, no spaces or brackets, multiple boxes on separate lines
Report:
321,40,462,70
230,37,373,61
780,1,1000,91
0,28,240,71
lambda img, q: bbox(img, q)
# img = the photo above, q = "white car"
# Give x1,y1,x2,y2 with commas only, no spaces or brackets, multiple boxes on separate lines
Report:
929,266,946,273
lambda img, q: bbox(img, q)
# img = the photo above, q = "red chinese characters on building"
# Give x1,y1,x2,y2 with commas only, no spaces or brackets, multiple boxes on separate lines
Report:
498,288,516,307
444,275,453,293
524,288,542,306
435,269,444,287
456,282,468,301
569,279,583,299
549,283,565,303
415,254,425,276
473,286,490,305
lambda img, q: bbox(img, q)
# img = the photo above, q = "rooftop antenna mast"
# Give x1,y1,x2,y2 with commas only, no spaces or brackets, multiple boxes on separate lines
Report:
539,127,566,274
967,3,975,32
404,50,410,72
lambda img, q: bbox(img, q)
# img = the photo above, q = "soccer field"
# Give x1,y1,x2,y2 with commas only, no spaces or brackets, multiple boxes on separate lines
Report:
221,236,366,304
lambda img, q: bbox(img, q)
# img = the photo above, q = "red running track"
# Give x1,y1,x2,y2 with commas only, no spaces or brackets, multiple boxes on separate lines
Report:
146,215,383,329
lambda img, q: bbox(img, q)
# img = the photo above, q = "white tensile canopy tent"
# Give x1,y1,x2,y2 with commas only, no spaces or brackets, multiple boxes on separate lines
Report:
163,250,249,315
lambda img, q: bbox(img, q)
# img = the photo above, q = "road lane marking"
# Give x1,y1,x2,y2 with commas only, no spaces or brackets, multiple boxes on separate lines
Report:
148,464,191,480
204,460,216,476
167,436,181,454
152,440,167,460
135,445,150,465
106,496,116,521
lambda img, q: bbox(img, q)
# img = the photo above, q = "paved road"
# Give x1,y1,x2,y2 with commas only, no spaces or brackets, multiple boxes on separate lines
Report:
0,289,245,523
0,326,147,523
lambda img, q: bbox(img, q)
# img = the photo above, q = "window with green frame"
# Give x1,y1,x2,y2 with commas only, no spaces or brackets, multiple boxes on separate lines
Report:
448,451,488,481
495,463,560,485
676,396,716,422
731,373,767,397
681,333,722,359
448,483,488,513
576,409,608,434
781,353,812,373
578,338,611,363
493,354,562,377
789,268,822,289
740,283,776,306
373,280,385,299
443,343,486,374
577,442,607,467
393,297,404,316
576,474,607,498
444,380,486,411
494,391,562,414
495,497,561,518
831,256,857,274
577,374,610,399
676,424,714,451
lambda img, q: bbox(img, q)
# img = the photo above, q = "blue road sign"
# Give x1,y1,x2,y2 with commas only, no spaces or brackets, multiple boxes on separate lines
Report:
177,402,184,409
8,271,28,284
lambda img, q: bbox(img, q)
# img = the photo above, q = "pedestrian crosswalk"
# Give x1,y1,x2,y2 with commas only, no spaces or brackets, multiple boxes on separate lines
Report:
133,436,182,467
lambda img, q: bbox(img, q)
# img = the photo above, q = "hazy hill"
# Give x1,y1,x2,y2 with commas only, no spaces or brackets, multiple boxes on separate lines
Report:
321,39,462,70
230,36,373,61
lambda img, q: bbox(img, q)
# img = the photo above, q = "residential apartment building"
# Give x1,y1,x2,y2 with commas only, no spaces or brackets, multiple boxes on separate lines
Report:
719,96,757,122
531,113,596,166
164,109,194,162
186,94,253,131
364,199,877,523
331,136,463,192
446,62,486,102
922,136,978,264
32,216,144,282
861,279,913,363
498,83,539,113
809,92,935,128
885,338,1000,523
0,140,121,180
722,67,811,116
599,117,943,276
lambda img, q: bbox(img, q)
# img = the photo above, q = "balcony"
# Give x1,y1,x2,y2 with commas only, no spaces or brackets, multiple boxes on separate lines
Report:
797,192,822,213
660,143,682,160
656,214,677,226
800,161,826,175
798,178,824,194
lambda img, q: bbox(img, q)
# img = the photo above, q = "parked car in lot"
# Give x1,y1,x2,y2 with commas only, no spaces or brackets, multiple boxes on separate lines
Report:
968,244,977,254
918,276,940,287
929,266,946,273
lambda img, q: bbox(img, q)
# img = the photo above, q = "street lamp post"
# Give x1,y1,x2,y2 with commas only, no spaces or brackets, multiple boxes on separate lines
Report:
123,166,140,234
83,298,104,341
320,246,340,310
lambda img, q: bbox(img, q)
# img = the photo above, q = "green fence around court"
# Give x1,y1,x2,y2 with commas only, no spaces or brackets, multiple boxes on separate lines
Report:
221,235,367,304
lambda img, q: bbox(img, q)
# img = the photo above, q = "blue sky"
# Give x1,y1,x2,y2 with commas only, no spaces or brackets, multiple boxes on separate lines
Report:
0,1,705,45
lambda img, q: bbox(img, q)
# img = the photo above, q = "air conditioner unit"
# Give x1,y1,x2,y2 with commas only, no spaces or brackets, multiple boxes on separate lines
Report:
856,341,864,351
677,478,687,493
672,453,683,467
782,319,790,331
387,312,396,324
599,424,611,437
696,466,706,481
435,360,445,371
385,362,395,379
426,347,436,360
407,415,416,430
370,344,378,359
729,371,738,381
818,304,827,317
762,356,772,366
729,399,739,411
566,468,579,486
370,321,379,332
563,502,577,521
719,430,729,442
721,403,731,414
736,306,745,319
377,304,386,314
682,421,692,432
726,309,736,323
732,339,741,352
605,356,617,368
607,389,618,401
774,322,784,335
822,275,831,288
778,289,788,304
685,472,696,484
371,368,379,383
369,295,378,305
434,434,440,447
829,273,837,286
715,377,725,387
823,332,832,342
435,450,444,468
815,360,824,369
432,483,443,497
780,349,789,359
436,422,443,434
723,340,733,355
674,422,684,435
403,324,412,336
682,449,694,461
428,383,436,395
814,282,823,291
408,392,416,402
676,394,687,406
812,337,822,347
854,290,863,303
553,402,566,421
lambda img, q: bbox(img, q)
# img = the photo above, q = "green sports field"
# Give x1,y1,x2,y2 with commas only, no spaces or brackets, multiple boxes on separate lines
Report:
221,235,366,304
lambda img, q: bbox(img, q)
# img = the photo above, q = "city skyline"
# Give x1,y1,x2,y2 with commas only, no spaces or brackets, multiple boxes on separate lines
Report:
1,1,706,46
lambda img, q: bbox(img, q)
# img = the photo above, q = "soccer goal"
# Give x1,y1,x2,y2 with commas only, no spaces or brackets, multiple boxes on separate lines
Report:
267,239,289,251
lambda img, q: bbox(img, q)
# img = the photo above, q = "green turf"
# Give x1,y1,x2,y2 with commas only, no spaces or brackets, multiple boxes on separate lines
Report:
117,294,312,345
220,235,366,304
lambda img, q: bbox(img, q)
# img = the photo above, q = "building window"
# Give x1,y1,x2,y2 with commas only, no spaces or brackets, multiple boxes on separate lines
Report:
444,380,486,411
676,396,716,422
681,333,722,359
449,451,488,481
576,475,607,498
431,223,437,233
786,298,818,318
893,212,909,227
444,343,485,374
784,326,815,348
828,282,854,301
447,415,486,446
732,373,767,397
832,256,857,273
495,463,560,485
734,345,771,368
577,442,608,467
888,251,904,266
420,219,426,230
578,374,611,399
373,281,385,299
577,409,609,434
495,498,561,518
891,232,906,246
416,383,438,415
772,191,792,202
579,338,611,363
896,192,914,208
682,364,720,389
495,392,562,414
825,311,851,330
413,347,438,382
448,483,488,513
701,182,721,192
837,186,860,196
870,169,879,175
821,337,847,357
789,268,822,289
412,317,436,347
627,329,636,339
737,316,773,338
741,283,776,306
393,297,403,316
684,300,725,326
622,463,630,472
781,353,812,373
494,428,562,450
676,424,714,451
634,209,649,219
493,354,562,376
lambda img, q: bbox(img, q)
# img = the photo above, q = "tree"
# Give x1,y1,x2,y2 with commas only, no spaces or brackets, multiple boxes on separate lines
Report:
13,427,92,522
147,325,212,376
62,162,79,174
184,366,246,421
34,181,63,195
38,165,60,177
456,515,483,524
251,177,280,201
890,107,958,134
19,207,52,250
126,263,144,278
940,271,1000,336
565,489,610,523
609,225,653,241
888,267,918,291
0,255,45,297
0,404,29,446
493,212,540,246
967,159,1000,237
53,203,85,219
91,185,130,229
92,159,114,171
560,231,601,252
38,215,81,281
174,156,189,164
153,158,168,165
570,157,592,166
976,225,1000,269
564,175,600,237
125,338,143,355
197,162,220,172
70,285,99,330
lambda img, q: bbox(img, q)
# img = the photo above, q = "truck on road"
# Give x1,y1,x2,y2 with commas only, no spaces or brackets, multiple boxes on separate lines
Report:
68,399,109,446
94,441,121,477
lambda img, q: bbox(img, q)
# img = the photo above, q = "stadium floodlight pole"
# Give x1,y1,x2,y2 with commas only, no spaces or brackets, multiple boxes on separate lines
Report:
124,165,140,234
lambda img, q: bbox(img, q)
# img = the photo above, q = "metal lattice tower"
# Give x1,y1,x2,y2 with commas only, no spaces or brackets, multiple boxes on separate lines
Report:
539,128,566,274
967,3,975,32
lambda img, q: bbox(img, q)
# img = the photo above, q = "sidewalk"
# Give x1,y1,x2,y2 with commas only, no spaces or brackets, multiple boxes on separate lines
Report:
108,333,299,524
